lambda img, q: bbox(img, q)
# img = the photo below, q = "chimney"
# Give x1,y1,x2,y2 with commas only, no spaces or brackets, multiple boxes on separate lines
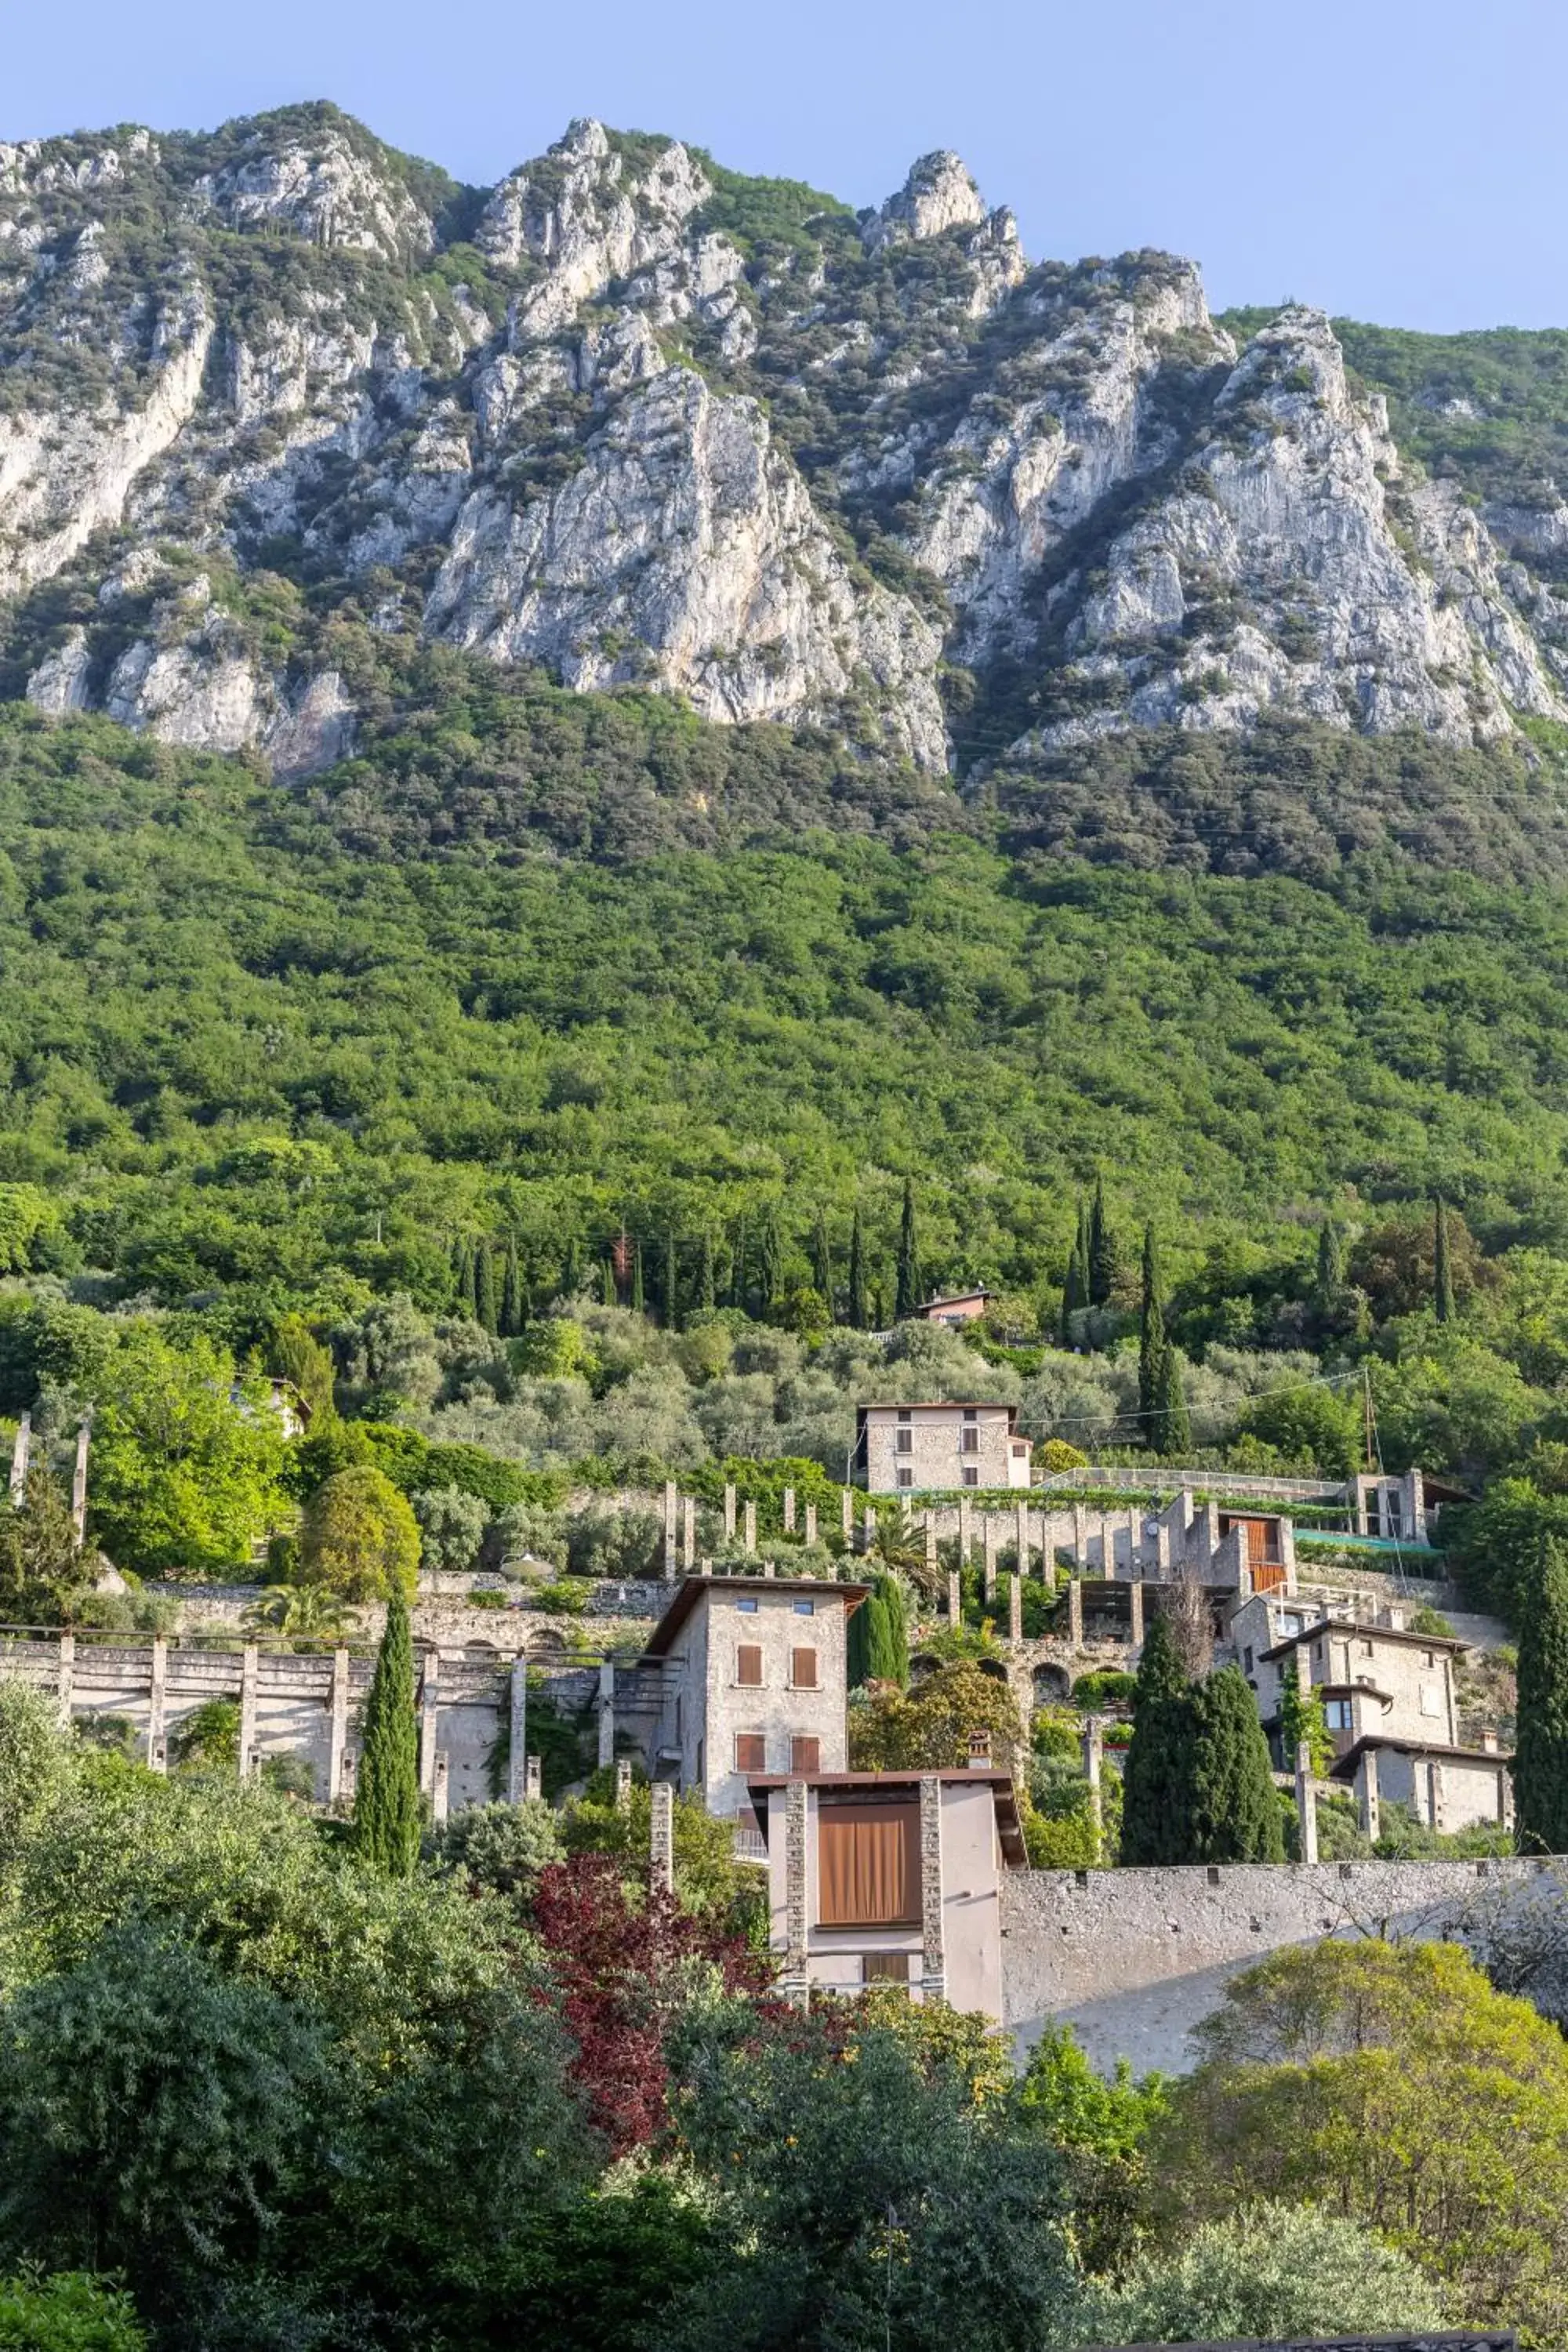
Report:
1385,1607,1406,1633
1482,1731,1499,1755
968,1728,991,1768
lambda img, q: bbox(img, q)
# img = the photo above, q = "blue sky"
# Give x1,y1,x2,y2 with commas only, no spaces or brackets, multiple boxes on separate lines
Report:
9,0,1567,331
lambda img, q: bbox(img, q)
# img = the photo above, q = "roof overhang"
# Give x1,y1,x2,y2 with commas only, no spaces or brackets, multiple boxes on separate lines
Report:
644,1573,869,1657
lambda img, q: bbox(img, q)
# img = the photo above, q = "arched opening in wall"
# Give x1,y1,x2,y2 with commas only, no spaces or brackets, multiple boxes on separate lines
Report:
909,1652,941,1683
530,1628,570,1656
975,1657,1011,1686
463,1641,499,1658
1033,1661,1071,1706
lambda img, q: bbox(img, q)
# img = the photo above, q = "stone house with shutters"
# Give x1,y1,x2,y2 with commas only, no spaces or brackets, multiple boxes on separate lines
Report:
855,1400,1033,1494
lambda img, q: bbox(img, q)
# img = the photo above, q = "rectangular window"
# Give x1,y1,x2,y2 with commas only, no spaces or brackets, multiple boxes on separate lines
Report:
1422,1650,1436,1669
818,1802,920,1927
734,1733,765,1773
675,1696,684,1741
962,1407,978,1422
791,1647,818,1690
790,1735,820,1773
961,1466,978,1487
895,1428,913,1454
736,1644,763,1686
960,1427,979,1454
1361,1639,1374,1658
736,1596,758,1613
793,1599,815,1616
1243,1646,1253,1673
862,1951,910,1985
1323,1699,1353,1730
898,1408,912,1422
696,1737,703,1784
896,1467,914,1490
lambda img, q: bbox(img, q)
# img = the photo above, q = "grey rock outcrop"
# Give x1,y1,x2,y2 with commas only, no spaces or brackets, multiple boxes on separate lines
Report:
3,100,1568,781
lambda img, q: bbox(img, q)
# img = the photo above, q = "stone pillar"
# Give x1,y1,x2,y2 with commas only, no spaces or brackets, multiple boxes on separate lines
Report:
1429,1759,1444,1832
71,1418,89,1548
804,1502,818,1546
683,1496,696,1571
1014,1500,1029,1583
615,1757,633,1811
329,1648,350,1802
8,1411,29,1505
957,1494,972,1565
650,1780,674,1894
56,1630,74,1728
919,1775,946,2004
525,1754,543,1802
947,1568,962,1624
1128,1581,1145,1648
924,1513,938,1588
841,1487,854,1542
724,1483,737,1542
239,1642,259,1782
1082,1718,1104,1845
1008,1569,1023,1646
862,1504,877,1554
1067,1575,1083,1646
1127,1504,1142,1574
982,1514,998,1603
1295,1740,1318,1864
1279,1512,1298,1594
662,1481,678,1579
743,1500,757,1555
147,1635,168,1773
762,1558,775,1579
1073,1502,1087,1567
784,1780,810,2008
597,1659,615,1768
419,1650,440,1798
783,1486,796,1534
506,1656,528,1805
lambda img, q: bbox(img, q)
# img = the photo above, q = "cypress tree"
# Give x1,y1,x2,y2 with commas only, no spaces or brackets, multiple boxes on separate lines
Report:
662,1232,680,1330
848,1206,869,1330
1155,1341,1192,1457
1087,1178,1113,1308
866,1571,909,1687
354,1585,420,1878
757,1210,782,1312
500,1236,524,1336
1315,1214,1345,1303
456,1239,478,1319
872,1279,888,1331
812,1209,835,1317
602,1257,617,1308
1188,1666,1286,1863
562,1236,580,1300
1434,1194,1455,1323
1138,1225,1168,1429
474,1243,498,1334
1060,1225,1083,1339
895,1179,922,1321
631,1240,645,1316
731,1215,748,1313
698,1231,716,1313
1514,1533,1568,1853
1119,1613,1196,1864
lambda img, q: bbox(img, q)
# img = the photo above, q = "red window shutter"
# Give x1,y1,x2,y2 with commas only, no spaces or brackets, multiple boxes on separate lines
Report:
736,1645,763,1686
791,1647,818,1690
790,1735,820,1773
735,1733,765,1773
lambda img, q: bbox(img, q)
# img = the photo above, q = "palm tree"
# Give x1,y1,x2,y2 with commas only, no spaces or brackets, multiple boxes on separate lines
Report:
243,1584,362,1648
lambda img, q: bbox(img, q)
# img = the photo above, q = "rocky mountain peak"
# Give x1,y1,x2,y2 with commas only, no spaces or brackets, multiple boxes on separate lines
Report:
865,149,989,249
187,111,437,265
478,119,710,336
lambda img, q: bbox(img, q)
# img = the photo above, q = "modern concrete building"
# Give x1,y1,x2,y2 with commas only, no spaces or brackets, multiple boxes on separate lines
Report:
748,1768,1025,2013
643,1574,866,1822
855,1401,1033,1494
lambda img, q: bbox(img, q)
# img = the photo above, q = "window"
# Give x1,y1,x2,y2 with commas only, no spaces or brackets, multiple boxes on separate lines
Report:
862,1951,910,1985
896,1467,914,1490
793,1599,815,1616
962,1407,978,1422
791,1647,818,1690
960,1426,979,1454
790,1735,820,1773
895,1428,913,1454
735,1733,765,1773
818,1802,920,1926
1243,1646,1254,1673
898,1408,912,1421
1360,1639,1374,1658
736,1596,758,1613
1323,1699,1353,1730
736,1644,763,1686
696,1737,703,1784
675,1697,683,1741
961,1466,978,1487
1421,1650,1436,1669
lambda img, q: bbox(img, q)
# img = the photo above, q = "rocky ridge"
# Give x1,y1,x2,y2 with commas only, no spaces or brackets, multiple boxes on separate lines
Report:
1,100,1566,778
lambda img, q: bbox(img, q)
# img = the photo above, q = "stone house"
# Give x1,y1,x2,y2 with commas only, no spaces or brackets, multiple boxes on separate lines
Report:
855,1400,1033,1494
642,1575,863,1822
1229,1592,1512,1832
747,1768,1025,2013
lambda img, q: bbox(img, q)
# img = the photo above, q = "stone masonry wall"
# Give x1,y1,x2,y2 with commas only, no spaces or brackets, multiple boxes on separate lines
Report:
1001,1857,1546,2075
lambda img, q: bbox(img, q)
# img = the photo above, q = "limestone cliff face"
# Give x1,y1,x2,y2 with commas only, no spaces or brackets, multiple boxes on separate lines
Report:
2,100,1565,779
